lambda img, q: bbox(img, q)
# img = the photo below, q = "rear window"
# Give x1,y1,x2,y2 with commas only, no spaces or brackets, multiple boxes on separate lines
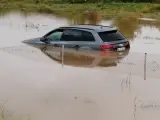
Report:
98,30,125,42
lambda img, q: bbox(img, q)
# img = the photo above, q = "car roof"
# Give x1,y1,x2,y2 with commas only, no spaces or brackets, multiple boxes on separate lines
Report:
59,24,117,32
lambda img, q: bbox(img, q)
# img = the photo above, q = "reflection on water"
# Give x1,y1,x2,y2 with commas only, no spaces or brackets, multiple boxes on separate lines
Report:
69,11,102,25
113,17,140,39
0,11,160,120
29,45,129,68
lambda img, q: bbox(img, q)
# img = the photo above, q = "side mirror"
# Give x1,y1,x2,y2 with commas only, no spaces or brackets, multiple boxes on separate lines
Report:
40,36,46,42
40,37,51,44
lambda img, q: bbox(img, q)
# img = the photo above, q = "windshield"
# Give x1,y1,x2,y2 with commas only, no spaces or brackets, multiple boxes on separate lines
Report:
98,30,125,42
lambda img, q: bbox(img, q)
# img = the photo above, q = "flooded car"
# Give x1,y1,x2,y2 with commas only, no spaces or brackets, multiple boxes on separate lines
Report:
23,24,130,51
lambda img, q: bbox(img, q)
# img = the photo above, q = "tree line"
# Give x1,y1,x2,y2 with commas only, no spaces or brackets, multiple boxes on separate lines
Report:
61,0,160,3
5,0,160,4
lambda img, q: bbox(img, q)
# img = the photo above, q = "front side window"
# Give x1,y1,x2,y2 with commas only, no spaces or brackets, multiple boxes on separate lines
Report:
46,29,64,41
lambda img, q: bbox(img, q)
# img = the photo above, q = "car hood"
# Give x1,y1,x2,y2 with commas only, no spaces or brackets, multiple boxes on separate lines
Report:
22,37,44,45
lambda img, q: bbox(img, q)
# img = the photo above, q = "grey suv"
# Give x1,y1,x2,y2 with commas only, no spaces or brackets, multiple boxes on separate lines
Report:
26,24,130,51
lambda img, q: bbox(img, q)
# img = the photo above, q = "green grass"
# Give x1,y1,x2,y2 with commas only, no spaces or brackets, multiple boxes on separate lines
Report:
0,1,160,19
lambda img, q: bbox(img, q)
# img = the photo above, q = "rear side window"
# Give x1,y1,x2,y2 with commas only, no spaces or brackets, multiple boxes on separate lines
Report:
82,31,95,41
61,29,95,42
98,30,125,42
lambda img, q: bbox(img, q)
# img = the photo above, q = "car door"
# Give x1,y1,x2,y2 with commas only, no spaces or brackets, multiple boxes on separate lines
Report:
60,29,96,50
60,29,81,49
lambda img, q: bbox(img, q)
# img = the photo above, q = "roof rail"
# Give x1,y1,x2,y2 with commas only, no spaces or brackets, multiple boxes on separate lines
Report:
74,24,113,28
59,26,95,31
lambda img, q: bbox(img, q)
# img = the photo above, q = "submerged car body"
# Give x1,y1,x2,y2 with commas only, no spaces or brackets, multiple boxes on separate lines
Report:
23,24,130,51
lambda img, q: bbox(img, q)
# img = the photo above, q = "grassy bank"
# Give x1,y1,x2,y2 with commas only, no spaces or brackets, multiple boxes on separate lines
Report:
0,1,160,19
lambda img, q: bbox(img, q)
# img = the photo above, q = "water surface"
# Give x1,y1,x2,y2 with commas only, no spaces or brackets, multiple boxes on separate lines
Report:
0,11,160,120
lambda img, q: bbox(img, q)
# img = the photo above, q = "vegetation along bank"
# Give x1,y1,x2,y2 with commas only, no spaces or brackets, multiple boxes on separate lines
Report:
0,0,160,19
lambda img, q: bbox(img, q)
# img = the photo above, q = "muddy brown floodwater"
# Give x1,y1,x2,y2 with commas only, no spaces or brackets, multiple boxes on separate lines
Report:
0,11,160,120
